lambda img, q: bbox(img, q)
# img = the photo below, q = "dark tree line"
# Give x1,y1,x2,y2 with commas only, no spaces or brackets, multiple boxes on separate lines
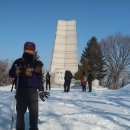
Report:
74,33,130,89
74,37,107,85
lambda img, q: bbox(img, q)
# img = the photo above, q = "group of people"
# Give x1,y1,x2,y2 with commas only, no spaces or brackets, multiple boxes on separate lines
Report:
63,70,93,93
9,41,93,130
80,71,93,92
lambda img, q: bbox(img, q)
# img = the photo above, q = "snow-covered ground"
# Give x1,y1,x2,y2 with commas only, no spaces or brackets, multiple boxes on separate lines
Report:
0,85,130,130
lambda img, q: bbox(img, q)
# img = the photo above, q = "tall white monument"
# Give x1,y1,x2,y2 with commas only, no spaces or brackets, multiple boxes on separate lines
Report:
50,20,78,85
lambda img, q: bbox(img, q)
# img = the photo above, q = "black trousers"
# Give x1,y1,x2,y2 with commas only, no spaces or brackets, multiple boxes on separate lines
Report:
81,84,86,92
88,81,92,92
16,88,38,130
46,81,51,90
64,81,71,92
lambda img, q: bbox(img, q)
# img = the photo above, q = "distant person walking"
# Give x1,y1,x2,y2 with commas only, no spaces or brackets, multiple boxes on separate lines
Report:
64,70,73,93
80,72,87,92
45,72,51,90
87,70,93,92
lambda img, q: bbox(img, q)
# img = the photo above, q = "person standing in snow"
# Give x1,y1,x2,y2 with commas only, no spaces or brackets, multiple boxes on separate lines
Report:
9,42,48,130
45,72,51,90
64,70,73,93
80,72,87,92
87,70,93,92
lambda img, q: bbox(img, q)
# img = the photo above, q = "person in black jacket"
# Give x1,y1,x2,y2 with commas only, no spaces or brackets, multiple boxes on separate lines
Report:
9,42,46,130
64,70,73,93
87,70,93,92
45,72,51,90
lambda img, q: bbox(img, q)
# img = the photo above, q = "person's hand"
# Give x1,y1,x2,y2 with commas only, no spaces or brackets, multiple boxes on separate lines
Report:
38,91,50,97
43,91,50,98
38,91,43,96
38,91,50,102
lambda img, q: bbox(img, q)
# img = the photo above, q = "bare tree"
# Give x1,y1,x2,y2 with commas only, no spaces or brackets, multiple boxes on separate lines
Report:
100,33,130,88
0,59,12,86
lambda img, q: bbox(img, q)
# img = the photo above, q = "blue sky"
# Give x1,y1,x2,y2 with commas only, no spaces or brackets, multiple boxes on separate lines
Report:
0,0,130,70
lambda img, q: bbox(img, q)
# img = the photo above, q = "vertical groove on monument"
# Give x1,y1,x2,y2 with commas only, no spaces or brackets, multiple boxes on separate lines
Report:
50,20,78,84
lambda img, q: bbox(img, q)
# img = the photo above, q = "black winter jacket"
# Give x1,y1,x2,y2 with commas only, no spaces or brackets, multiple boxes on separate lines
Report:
9,58,44,91
87,74,93,83
64,70,73,82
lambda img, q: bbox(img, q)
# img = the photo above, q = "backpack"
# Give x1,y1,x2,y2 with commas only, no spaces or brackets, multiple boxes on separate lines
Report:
65,71,72,81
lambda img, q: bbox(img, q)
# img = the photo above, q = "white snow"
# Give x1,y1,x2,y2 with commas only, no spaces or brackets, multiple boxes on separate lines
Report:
0,85,130,130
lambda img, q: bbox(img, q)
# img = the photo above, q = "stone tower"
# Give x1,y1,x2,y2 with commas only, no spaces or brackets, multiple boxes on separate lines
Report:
50,20,78,85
